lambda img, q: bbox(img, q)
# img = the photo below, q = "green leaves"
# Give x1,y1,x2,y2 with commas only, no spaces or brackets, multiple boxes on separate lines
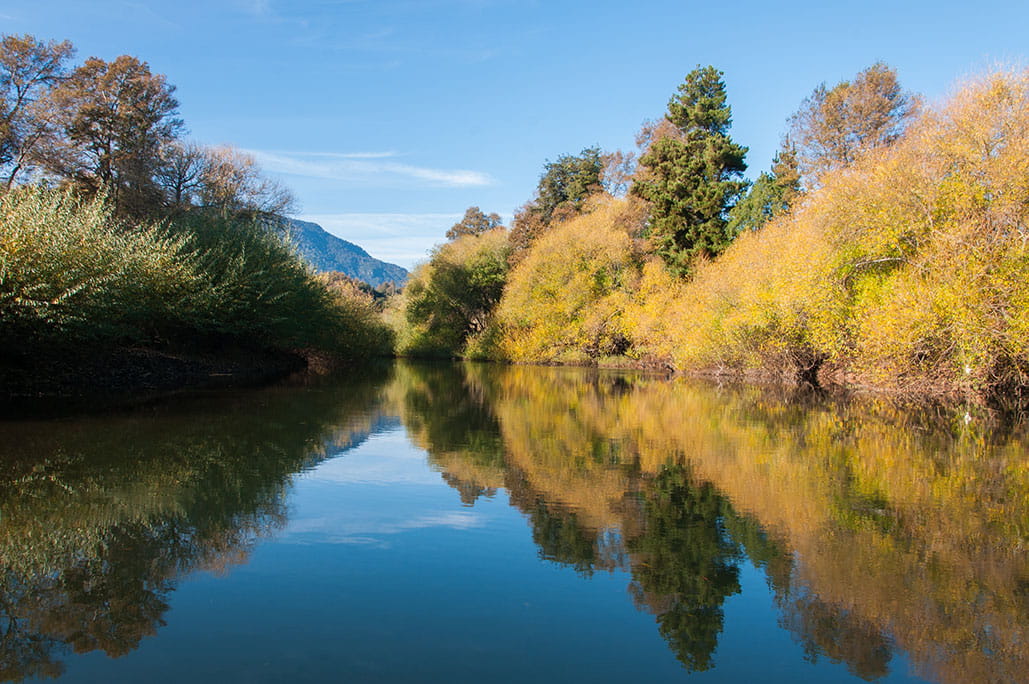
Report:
633,66,748,277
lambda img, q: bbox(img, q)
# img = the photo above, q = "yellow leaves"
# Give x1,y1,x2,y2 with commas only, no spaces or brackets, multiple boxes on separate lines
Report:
627,68,1029,394
498,199,642,363
476,69,1029,395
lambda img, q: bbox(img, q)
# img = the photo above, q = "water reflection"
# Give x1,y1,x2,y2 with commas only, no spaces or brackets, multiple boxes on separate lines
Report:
398,362,1029,683
1,361,1028,682
0,366,390,681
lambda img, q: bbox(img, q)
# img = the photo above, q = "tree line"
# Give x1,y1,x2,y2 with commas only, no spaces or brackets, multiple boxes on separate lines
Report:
393,61,922,368
0,34,290,219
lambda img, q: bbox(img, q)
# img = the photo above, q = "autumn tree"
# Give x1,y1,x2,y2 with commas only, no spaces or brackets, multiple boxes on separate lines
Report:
197,145,294,216
51,54,183,216
0,34,74,188
725,143,801,235
600,149,636,197
788,62,917,185
446,206,502,240
510,146,604,255
154,139,206,208
632,66,748,276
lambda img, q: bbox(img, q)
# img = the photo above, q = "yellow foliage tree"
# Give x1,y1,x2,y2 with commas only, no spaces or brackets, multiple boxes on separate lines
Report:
497,199,644,363
638,69,1029,396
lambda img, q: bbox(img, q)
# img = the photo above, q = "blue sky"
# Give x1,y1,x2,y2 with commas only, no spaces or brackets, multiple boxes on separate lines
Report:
4,0,1028,268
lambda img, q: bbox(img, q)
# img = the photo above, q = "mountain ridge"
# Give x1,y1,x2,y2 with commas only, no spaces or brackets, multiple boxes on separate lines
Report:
287,218,408,288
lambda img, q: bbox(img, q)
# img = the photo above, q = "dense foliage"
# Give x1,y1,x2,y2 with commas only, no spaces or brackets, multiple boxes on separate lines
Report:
632,66,748,275
389,229,510,358
637,70,1029,396
497,199,645,363
0,187,393,360
396,65,1029,400
509,146,605,257
1,34,389,373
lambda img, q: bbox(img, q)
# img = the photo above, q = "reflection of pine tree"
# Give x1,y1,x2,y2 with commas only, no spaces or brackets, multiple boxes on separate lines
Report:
627,466,741,672
528,501,599,576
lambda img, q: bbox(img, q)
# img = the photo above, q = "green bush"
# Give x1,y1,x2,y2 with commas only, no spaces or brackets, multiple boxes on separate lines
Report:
0,187,201,355
391,229,510,358
0,187,392,359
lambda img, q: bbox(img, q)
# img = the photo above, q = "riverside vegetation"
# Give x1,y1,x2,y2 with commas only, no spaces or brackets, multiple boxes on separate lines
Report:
0,35,392,399
392,65,1029,402
5,31,1029,403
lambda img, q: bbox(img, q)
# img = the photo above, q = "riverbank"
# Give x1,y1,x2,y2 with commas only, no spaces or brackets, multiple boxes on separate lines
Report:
0,345,308,417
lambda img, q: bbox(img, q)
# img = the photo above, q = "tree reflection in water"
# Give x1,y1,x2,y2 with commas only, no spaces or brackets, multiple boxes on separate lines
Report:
0,366,390,681
402,361,1029,683
3,360,1029,683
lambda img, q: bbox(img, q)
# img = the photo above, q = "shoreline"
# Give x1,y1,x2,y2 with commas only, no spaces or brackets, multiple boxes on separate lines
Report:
0,346,308,418
6,348,1024,419
459,355,1029,412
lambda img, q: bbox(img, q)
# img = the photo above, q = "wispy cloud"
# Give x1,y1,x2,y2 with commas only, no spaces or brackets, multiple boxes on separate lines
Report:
298,150,400,159
236,0,272,17
249,149,494,188
282,510,486,546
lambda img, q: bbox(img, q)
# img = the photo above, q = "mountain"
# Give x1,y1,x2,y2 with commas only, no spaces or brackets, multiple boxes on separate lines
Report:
286,218,408,288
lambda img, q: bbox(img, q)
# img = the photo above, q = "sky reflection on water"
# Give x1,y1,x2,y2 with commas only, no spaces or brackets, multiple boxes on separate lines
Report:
4,361,1024,682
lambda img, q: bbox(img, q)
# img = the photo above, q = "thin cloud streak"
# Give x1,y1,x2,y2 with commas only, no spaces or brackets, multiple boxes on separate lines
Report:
249,149,494,188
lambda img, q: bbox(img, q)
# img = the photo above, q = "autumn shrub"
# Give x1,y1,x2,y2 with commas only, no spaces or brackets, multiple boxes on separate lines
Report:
645,69,1029,395
497,199,644,363
391,228,510,358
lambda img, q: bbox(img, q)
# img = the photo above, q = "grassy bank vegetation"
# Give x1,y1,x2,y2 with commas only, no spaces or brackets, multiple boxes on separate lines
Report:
393,67,1029,400
0,34,392,393
0,188,393,363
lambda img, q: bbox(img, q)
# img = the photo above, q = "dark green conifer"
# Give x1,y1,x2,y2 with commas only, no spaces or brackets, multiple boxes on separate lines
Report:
633,66,748,276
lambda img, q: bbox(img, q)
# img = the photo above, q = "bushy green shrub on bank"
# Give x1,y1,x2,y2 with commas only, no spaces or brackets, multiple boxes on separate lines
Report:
388,229,509,358
0,187,392,361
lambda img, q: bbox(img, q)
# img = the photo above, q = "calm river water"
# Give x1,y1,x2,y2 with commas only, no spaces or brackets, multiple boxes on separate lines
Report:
1,361,1027,683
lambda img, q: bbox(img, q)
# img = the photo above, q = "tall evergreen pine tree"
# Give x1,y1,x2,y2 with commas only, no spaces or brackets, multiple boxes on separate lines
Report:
633,66,748,276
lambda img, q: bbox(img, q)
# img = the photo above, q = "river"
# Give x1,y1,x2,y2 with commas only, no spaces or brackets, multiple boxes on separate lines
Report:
1,361,1026,683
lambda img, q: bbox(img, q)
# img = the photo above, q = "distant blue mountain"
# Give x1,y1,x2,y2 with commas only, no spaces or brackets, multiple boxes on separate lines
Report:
287,218,408,288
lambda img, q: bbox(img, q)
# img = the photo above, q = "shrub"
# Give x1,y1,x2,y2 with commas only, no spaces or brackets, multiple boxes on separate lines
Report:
391,229,510,358
498,199,643,363
0,187,201,355
0,188,392,360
